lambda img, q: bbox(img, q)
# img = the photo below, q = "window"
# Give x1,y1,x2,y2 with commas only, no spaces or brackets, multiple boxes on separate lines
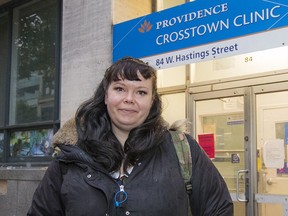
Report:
10,129,54,157
0,13,8,127
0,0,60,163
0,133,3,158
10,0,58,125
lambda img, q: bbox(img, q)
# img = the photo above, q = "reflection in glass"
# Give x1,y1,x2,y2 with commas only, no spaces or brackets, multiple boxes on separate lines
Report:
202,113,244,152
157,0,186,11
161,93,186,126
0,13,9,127
195,97,245,193
190,46,288,84
9,0,59,124
10,128,54,157
157,65,186,88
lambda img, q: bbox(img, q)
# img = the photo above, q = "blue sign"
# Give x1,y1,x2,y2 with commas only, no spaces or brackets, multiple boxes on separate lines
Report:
113,0,288,63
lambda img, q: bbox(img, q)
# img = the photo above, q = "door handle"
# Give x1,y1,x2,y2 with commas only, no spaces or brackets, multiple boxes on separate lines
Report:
267,178,277,185
236,169,248,202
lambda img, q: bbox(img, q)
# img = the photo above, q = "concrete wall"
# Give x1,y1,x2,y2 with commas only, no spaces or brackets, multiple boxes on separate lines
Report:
0,168,46,216
61,0,113,124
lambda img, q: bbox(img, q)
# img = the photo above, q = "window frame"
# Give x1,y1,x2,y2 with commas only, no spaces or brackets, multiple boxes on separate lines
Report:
0,0,62,165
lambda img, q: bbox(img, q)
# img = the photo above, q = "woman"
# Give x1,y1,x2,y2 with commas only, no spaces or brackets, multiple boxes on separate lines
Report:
27,57,233,215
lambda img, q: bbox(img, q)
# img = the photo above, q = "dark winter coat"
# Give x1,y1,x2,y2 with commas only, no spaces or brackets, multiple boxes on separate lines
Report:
27,119,233,216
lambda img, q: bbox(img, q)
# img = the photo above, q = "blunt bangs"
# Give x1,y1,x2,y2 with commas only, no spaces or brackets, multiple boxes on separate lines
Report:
104,57,157,89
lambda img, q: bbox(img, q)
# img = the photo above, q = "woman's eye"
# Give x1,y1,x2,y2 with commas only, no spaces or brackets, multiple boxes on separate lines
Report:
137,90,147,96
114,87,124,92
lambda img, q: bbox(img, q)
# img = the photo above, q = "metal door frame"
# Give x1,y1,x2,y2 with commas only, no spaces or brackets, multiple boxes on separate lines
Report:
188,80,288,215
188,87,256,215
253,81,288,216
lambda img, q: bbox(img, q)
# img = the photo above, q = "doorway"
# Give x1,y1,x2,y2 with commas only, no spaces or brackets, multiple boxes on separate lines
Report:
190,82,288,215
254,84,288,216
190,88,248,215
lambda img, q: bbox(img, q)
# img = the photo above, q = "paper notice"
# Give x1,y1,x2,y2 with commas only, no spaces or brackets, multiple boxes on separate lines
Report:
198,133,215,159
263,139,284,169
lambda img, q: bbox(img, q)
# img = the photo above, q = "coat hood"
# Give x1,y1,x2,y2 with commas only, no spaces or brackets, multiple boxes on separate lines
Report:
52,118,97,166
52,118,78,147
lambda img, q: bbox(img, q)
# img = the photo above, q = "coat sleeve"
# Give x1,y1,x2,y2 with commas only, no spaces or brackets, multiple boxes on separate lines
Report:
27,160,65,216
186,135,234,216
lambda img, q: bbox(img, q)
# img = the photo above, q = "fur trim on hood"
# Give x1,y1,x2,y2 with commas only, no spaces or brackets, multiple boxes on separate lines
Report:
52,118,78,147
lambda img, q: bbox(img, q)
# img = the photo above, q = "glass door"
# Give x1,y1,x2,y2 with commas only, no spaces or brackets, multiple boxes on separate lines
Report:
190,88,252,215
190,83,288,216
255,86,288,216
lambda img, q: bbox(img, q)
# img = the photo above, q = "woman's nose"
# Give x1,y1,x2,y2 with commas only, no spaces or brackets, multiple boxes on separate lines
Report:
124,92,135,103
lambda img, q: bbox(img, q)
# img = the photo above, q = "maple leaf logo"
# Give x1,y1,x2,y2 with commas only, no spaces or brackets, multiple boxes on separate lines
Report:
138,20,152,33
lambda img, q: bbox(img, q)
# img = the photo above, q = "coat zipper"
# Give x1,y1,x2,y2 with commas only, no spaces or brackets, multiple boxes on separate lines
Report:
114,182,128,207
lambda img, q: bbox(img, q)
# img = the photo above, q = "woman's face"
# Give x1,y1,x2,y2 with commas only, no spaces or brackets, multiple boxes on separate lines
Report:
105,72,154,133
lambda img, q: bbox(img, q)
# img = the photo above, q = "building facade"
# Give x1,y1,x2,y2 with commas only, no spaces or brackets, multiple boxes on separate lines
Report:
0,0,168,215
0,0,114,215
1,0,288,215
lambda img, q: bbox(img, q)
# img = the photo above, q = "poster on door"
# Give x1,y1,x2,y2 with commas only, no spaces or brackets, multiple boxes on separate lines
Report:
277,162,288,175
277,122,288,174
263,139,284,169
198,133,215,159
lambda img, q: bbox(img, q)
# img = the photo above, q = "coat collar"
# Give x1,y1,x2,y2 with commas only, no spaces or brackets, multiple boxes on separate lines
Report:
52,118,78,147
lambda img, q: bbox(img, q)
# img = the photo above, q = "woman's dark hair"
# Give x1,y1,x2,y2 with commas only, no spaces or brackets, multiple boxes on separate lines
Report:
75,57,167,172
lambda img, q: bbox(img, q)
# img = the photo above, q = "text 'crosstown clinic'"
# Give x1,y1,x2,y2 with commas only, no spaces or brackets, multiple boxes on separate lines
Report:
154,3,280,45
